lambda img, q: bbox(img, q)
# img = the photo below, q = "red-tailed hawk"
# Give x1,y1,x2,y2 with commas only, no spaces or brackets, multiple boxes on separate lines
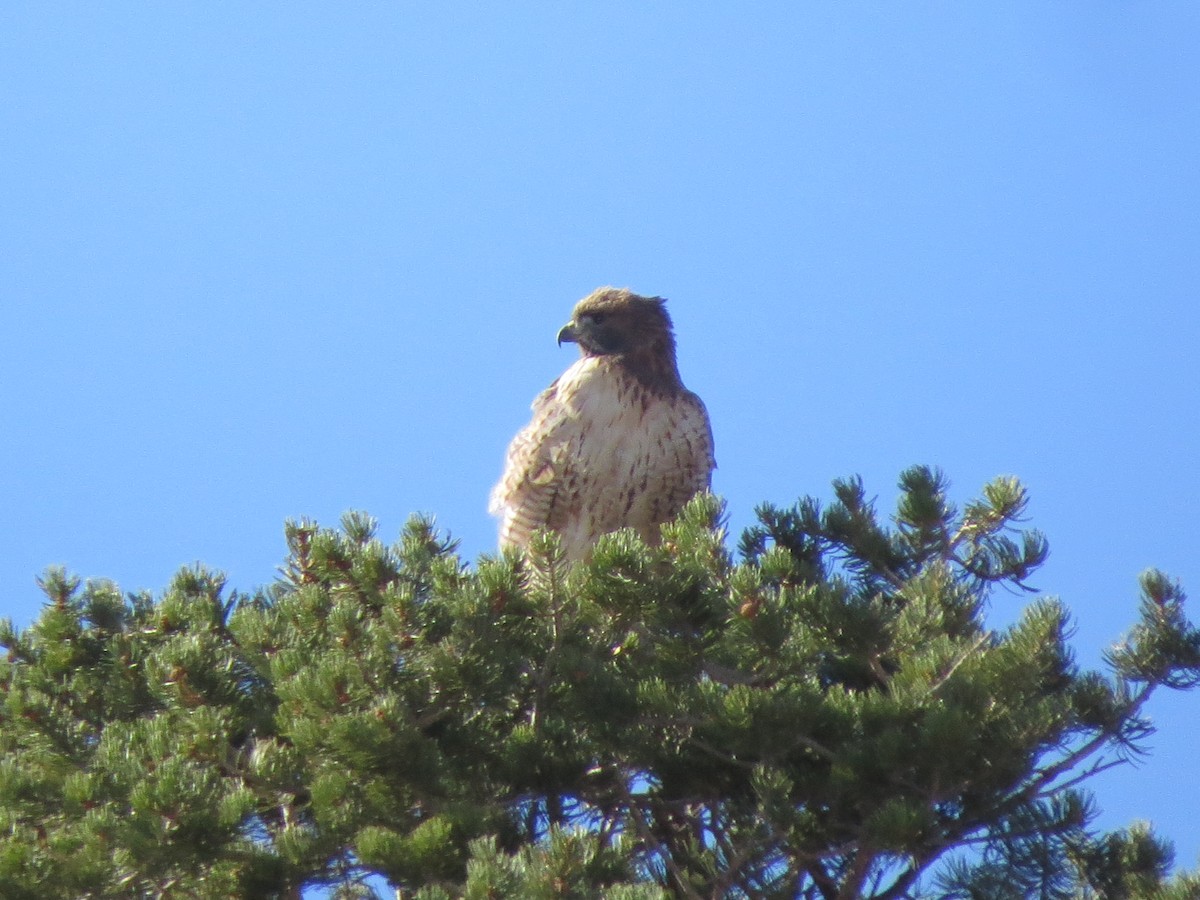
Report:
490,287,715,560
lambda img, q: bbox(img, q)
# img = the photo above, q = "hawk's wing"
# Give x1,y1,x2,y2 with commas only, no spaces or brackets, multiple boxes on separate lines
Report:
489,371,584,552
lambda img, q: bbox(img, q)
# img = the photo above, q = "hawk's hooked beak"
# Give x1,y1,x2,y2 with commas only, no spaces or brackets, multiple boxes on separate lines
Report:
557,321,579,347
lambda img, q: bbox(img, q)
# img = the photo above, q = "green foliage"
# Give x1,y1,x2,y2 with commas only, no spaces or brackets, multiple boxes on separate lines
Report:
1,468,1198,898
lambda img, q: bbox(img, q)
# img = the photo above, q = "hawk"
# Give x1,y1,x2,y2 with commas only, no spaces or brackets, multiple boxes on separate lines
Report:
490,287,715,560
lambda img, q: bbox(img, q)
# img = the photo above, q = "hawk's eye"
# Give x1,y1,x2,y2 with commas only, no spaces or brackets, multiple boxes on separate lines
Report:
589,313,607,325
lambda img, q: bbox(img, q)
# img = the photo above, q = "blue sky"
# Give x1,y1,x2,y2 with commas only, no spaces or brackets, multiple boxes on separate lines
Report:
4,1,1199,876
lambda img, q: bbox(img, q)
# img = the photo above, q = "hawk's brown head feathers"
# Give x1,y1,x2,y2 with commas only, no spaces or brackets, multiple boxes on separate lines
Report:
556,287,680,392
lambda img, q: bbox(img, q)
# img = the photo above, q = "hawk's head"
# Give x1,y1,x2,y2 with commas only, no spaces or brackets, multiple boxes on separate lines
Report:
557,287,675,359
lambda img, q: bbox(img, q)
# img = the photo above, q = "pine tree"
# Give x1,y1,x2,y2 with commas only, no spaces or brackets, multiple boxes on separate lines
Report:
2,467,1199,898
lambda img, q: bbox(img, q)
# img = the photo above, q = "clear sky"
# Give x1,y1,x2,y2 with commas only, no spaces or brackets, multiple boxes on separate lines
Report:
4,1,1199,875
